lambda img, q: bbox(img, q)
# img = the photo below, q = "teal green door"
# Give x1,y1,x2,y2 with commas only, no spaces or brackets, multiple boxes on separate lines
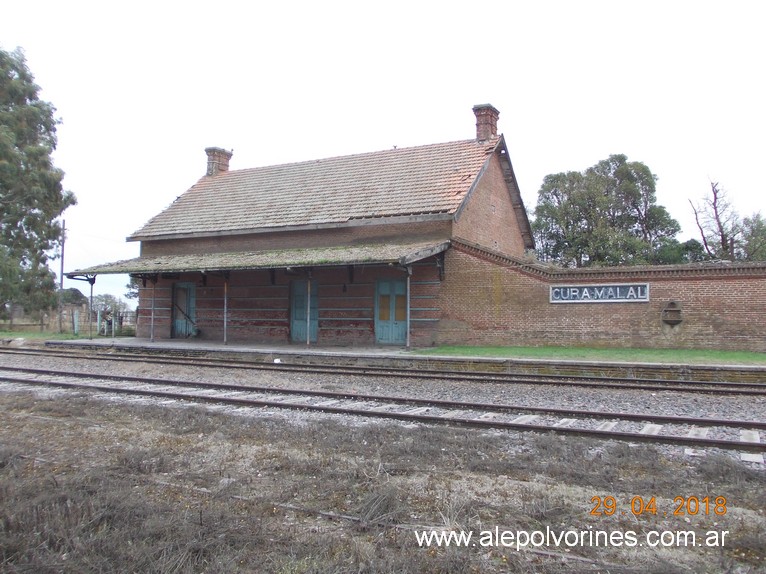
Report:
375,279,407,344
291,280,318,343
172,282,196,338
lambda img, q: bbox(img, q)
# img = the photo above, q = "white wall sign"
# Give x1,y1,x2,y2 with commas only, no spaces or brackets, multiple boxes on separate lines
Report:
550,283,650,303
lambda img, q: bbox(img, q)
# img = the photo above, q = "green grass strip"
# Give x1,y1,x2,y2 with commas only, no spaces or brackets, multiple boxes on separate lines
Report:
412,345,766,365
0,330,85,340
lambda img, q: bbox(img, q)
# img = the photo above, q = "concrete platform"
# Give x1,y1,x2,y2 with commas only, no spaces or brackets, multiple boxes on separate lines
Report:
47,336,412,358
40,337,766,383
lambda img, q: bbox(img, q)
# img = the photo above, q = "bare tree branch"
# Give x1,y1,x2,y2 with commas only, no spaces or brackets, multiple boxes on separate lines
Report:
690,181,741,260
689,198,714,257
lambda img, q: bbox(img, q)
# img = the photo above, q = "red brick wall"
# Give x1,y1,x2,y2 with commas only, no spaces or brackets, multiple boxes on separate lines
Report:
135,246,766,352
452,153,528,257
434,245,766,352
135,261,443,345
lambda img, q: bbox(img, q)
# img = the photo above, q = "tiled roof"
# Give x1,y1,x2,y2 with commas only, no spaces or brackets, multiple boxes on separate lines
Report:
129,139,498,240
69,240,450,275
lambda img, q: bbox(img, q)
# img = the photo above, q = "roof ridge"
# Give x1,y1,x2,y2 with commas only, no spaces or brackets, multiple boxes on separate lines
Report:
215,137,497,176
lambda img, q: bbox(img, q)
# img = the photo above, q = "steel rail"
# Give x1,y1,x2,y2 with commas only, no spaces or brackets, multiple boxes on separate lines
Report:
0,368,763,454
1,365,764,430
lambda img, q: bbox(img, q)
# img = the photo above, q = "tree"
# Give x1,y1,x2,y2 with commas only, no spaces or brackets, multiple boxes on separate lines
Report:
125,276,140,301
689,182,740,260
59,287,87,306
93,294,130,314
741,213,766,261
689,183,765,262
652,238,708,265
533,154,680,267
0,47,76,315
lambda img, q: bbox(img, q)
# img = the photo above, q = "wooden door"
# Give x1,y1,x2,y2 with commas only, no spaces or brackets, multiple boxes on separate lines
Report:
375,279,406,344
172,282,196,338
290,280,318,343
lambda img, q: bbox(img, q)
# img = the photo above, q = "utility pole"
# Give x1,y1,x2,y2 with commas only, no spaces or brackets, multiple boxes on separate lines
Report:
58,220,66,333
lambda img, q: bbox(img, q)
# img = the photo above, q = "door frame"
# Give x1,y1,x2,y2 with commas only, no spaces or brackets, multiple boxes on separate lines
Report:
290,279,318,343
172,281,197,338
374,278,408,345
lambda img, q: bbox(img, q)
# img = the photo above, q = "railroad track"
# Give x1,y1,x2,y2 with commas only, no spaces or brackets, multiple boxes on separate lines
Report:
1,346,765,395
0,365,763,460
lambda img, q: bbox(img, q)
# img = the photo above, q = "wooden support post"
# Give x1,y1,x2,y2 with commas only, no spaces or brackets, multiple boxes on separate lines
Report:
223,272,229,345
406,266,412,349
150,277,156,343
306,275,311,346
88,279,94,340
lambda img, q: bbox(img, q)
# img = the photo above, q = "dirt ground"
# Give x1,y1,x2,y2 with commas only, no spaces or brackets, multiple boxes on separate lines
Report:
0,387,764,573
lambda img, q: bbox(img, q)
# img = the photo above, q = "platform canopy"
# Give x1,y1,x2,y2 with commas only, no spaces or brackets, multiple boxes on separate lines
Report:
67,239,450,277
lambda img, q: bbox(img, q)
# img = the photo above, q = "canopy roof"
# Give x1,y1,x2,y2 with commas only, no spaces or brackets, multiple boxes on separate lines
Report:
67,240,450,277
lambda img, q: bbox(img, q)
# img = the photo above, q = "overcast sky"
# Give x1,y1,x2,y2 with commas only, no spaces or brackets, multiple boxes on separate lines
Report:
2,0,764,303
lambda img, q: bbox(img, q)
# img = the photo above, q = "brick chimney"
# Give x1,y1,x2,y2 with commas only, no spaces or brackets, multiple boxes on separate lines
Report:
205,147,233,176
473,104,500,142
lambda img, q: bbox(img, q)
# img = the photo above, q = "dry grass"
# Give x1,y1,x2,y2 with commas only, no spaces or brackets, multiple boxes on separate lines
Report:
0,390,764,573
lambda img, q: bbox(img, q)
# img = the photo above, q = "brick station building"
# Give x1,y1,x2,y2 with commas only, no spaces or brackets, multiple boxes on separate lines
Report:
70,105,766,352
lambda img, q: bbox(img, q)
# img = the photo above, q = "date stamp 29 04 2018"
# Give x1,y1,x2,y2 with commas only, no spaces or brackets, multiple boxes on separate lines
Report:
590,495,727,517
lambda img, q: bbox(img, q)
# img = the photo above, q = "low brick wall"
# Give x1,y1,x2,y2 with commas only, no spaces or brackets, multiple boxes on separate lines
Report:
435,242,766,353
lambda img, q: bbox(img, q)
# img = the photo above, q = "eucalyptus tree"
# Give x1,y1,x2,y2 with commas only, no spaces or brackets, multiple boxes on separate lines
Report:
0,47,76,316
533,154,680,267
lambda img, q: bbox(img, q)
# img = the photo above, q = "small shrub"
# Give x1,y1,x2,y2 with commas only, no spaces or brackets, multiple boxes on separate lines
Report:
114,447,170,474
353,485,404,527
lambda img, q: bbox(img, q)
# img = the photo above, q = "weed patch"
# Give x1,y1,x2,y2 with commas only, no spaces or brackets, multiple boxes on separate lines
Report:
0,392,763,573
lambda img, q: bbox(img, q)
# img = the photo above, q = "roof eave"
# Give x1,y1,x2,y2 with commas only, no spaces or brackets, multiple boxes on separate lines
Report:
399,240,450,266
495,135,535,250
67,240,452,276
127,213,454,243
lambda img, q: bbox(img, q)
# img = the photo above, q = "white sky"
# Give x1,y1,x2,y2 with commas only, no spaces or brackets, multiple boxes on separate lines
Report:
2,0,764,302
